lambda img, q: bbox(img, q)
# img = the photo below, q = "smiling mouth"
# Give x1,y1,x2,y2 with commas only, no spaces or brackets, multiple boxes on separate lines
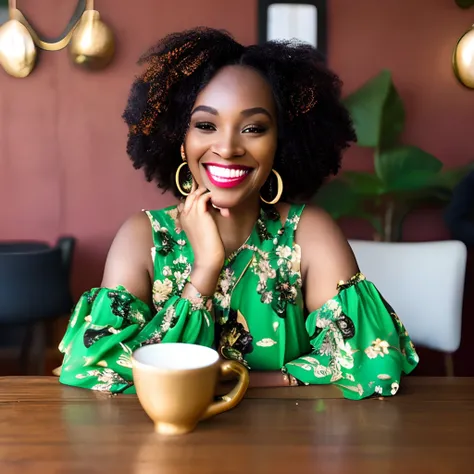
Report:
204,164,253,188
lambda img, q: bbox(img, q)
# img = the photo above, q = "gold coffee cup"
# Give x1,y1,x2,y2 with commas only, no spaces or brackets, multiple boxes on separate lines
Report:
132,343,249,435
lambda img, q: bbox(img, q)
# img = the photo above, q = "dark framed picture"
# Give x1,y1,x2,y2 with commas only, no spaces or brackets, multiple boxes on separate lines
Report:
257,0,327,60
0,0,9,26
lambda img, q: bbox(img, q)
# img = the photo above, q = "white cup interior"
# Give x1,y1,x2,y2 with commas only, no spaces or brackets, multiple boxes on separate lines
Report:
133,343,219,371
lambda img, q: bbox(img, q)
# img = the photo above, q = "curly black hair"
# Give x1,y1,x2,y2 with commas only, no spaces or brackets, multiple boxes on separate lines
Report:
122,27,356,201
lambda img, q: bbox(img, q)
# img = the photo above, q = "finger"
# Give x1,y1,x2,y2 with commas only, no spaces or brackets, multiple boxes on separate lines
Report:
196,191,214,215
183,186,207,214
177,201,184,215
210,201,230,218
183,186,208,215
195,183,208,193
219,207,230,217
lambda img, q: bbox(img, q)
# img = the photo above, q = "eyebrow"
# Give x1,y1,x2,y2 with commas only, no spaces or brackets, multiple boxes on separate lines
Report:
241,107,272,120
191,105,273,120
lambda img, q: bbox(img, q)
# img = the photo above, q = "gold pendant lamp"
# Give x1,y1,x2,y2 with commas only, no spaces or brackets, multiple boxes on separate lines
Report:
0,0,38,78
69,0,115,70
0,0,114,78
453,23,474,89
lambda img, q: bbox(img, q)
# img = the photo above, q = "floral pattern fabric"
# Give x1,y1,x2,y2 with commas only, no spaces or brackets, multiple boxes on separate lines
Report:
58,204,419,399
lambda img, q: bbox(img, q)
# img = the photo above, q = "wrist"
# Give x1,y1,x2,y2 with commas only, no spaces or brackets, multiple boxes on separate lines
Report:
182,281,213,311
189,266,220,296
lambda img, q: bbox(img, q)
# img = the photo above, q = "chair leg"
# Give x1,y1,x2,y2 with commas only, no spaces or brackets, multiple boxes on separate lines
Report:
444,353,455,377
19,324,34,375
32,321,46,375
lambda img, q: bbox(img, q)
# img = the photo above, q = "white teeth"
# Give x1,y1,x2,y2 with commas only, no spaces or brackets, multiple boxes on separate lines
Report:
207,165,249,180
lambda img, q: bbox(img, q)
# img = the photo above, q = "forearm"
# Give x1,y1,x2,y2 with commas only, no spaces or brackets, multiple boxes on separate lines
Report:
181,265,221,299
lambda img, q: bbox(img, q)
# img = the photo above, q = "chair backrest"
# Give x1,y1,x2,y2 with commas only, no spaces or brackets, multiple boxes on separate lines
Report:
0,245,73,324
348,240,467,353
55,236,76,277
0,241,49,253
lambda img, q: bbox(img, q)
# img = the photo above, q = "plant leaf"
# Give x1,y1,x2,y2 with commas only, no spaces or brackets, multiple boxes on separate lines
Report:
455,0,474,9
343,69,405,148
379,80,405,149
342,171,384,195
391,186,453,204
426,162,474,189
312,179,360,219
375,145,443,191
314,178,385,236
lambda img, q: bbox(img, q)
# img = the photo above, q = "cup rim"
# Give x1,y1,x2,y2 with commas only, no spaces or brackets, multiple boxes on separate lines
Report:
131,342,220,373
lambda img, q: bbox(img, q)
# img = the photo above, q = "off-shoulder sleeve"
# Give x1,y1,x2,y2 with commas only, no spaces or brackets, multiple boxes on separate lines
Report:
284,274,419,400
58,286,214,393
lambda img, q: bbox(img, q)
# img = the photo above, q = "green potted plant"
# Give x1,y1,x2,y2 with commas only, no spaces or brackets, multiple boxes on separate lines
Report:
314,69,472,241
455,0,474,8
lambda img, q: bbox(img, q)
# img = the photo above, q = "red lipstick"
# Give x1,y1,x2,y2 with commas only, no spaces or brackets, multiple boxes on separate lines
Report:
204,163,252,189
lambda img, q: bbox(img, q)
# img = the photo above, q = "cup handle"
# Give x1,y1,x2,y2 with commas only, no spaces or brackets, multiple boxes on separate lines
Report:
201,360,249,420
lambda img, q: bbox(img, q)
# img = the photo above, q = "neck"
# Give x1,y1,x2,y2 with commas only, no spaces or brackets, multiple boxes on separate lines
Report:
213,197,262,257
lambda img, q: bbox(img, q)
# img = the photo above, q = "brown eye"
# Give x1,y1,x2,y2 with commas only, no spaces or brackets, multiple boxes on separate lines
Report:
195,122,216,131
243,125,266,134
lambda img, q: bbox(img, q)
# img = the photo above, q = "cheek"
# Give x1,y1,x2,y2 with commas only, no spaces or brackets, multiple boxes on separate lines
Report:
251,135,277,171
184,130,207,155
184,132,207,176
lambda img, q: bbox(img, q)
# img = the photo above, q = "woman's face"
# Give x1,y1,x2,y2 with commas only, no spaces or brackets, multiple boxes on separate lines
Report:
184,65,278,210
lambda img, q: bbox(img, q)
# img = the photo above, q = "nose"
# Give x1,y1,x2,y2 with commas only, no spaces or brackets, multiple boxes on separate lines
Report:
210,130,245,159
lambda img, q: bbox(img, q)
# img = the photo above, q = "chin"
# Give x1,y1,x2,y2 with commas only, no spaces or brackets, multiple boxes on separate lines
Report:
209,195,239,210
201,168,260,209
208,189,254,210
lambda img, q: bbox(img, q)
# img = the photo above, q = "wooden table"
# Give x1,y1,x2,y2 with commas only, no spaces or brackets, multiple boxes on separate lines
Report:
0,377,473,473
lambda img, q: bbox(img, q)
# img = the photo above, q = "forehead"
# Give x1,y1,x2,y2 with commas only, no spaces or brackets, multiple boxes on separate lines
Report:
193,65,276,113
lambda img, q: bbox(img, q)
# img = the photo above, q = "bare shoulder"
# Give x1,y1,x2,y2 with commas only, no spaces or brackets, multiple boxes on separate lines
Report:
297,204,351,254
297,204,344,236
101,211,154,305
108,211,153,254
296,204,358,309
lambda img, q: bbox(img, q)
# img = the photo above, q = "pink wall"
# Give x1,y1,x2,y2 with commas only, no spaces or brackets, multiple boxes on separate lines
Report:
328,0,474,242
0,0,472,298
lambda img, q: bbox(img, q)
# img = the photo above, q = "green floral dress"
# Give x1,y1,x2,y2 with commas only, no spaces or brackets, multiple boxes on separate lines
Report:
58,204,419,399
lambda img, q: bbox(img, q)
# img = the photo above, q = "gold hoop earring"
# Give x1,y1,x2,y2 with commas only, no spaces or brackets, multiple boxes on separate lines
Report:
175,162,193,196
260,169,283,205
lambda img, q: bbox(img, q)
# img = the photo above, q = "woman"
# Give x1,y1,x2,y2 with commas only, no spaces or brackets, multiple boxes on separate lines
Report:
58,27,418,399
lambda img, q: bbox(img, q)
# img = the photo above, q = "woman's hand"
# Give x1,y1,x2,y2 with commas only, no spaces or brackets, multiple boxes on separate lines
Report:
178,184,225,294
216,371,296,395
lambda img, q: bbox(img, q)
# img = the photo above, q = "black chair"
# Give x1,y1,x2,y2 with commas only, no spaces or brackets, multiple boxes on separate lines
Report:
0,237,75,374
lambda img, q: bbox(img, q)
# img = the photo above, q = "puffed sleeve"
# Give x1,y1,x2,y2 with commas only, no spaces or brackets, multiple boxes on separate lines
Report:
58,286,214,393
284,274,419,400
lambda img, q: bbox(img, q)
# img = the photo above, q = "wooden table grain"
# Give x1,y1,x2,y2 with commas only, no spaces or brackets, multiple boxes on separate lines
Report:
0,377,473,473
